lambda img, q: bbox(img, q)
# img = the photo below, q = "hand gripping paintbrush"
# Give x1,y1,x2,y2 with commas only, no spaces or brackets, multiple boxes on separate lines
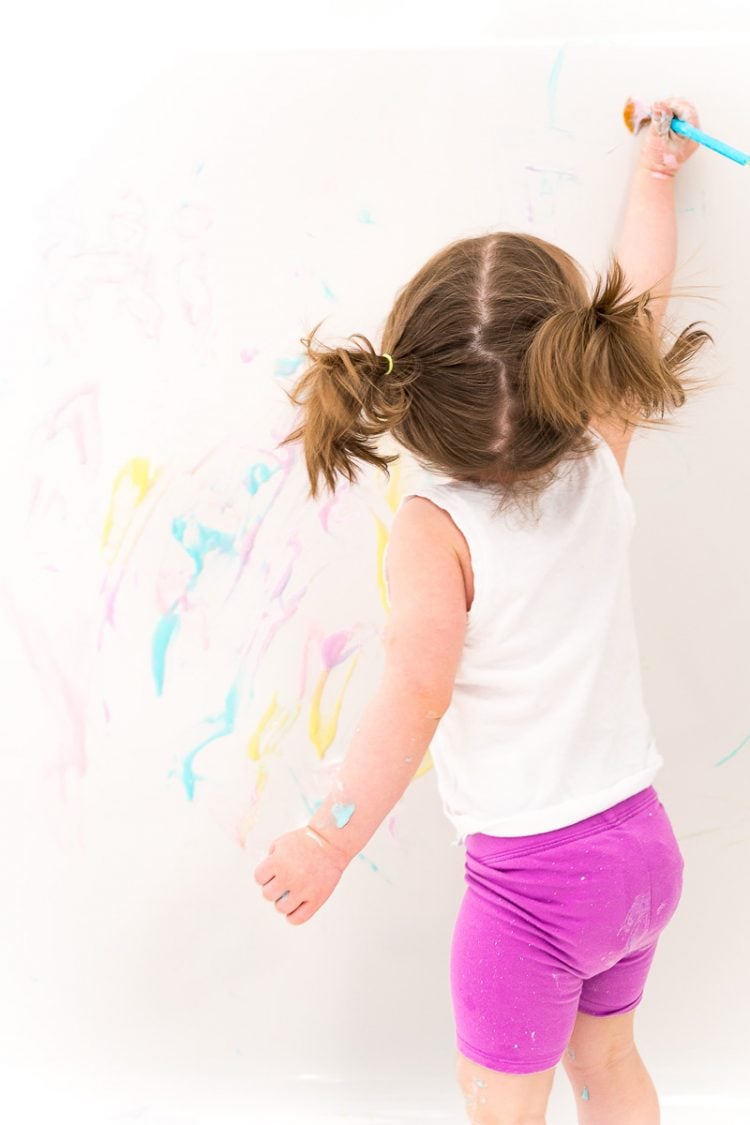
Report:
623,97,750,166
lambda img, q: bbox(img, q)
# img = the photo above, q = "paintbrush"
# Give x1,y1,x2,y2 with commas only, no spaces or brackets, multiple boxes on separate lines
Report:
623,97,750,166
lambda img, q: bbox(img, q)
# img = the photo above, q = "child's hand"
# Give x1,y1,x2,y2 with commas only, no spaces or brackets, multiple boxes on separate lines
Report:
638,96,701,179
253,825,350,926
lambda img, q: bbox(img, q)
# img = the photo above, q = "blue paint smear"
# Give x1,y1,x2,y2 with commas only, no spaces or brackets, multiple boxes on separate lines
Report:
288,771,383,876
716,730,750,766
151,516,242,696
546,45,574,137
332,801,355,828
152,612,180,696
274,356,306,379
167,677,241,799
171,517,236,587
356,852,380,874
149,449,288,778
244,460,281,497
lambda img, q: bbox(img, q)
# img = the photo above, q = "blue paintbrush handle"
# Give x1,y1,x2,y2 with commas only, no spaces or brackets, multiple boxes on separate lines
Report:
670,116,750,166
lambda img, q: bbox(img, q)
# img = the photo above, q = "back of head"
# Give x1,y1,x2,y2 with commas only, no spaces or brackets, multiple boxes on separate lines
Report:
277,231,715,519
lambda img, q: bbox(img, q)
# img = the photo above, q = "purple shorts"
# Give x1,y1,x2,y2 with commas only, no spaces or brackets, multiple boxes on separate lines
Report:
450,786,685,1074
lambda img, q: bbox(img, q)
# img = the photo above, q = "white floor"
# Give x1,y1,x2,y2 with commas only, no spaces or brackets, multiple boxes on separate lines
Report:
15,1075,750,1125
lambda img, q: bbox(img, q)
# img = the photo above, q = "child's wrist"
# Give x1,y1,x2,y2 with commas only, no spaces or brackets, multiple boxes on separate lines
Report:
636,158,678,182
304,825,352,871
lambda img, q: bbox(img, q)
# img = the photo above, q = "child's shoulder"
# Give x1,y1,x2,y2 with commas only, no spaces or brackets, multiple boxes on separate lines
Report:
392,493,474,613
588,416,636,477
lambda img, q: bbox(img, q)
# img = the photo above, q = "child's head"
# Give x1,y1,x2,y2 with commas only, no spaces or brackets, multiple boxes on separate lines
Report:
278,231,714,516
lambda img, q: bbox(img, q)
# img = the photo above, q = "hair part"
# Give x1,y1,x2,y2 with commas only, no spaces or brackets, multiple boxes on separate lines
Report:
276,231,716,519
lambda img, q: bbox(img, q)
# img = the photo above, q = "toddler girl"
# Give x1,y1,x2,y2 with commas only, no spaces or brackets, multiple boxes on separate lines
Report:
254,95,714,1124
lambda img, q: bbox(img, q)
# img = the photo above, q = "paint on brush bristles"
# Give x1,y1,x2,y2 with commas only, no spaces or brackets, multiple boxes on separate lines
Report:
622,97,652,135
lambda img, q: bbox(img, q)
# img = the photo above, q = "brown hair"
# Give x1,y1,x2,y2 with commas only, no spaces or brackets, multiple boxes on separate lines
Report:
276,231,716,519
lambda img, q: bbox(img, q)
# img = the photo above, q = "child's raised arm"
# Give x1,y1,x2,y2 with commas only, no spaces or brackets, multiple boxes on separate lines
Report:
615,96,701,330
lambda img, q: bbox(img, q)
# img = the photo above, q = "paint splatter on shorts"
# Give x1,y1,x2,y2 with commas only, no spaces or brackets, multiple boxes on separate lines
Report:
450,786,685,1074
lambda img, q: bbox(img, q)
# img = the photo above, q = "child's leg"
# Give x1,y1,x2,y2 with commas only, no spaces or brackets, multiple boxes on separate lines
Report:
456,1049,556,1124
452,790,681,1123
560,1010,660,1124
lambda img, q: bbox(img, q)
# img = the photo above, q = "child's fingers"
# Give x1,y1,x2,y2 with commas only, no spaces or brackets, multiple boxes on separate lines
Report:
275,890,304,915
260,875,288,902
640,96,701,175
253,854,275,884
663,94,700,129
650,101,673,137
286,899,316,926
652,96,700,136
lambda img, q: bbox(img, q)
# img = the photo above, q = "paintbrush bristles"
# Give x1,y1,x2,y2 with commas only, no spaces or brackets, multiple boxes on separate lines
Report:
623,96,652,136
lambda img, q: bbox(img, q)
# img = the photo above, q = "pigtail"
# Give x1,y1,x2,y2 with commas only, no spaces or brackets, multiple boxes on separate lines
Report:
276,320,416,500
522,254,714,434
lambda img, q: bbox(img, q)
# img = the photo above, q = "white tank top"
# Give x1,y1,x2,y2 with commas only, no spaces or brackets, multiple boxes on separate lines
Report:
388,428,664,846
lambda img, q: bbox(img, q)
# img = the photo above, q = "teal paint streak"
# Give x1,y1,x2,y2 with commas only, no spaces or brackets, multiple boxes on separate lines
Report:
167,678,241,799
152,517,238,696
152,612,180,696
171,517,236,588
356,852,380,874
582,1085,590,1101
716,731,750,766
244,460,281,496
546,44,575,138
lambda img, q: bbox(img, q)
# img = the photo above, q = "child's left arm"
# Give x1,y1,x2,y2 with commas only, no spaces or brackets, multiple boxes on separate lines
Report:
254,498,468,925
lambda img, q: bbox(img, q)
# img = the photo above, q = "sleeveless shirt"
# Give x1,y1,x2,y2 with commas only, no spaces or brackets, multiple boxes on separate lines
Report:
385,428,664,846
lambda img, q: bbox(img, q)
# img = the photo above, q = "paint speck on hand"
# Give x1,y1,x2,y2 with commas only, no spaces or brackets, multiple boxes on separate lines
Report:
581,1085,590,1101
332,802,355,828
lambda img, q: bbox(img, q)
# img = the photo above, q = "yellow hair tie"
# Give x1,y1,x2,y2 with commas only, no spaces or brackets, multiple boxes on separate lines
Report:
381,352,394,375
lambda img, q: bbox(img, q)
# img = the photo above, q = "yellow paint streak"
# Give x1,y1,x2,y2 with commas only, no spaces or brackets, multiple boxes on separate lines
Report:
236,760,271,847
308,653,361,760
101,457,160,553
377,456,405,612
246,693,301,762
374,513,391,612
414,746,434,780
384,458,403,512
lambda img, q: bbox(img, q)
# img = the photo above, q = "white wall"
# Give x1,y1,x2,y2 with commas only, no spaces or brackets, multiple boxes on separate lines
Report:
2,7,749,1123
